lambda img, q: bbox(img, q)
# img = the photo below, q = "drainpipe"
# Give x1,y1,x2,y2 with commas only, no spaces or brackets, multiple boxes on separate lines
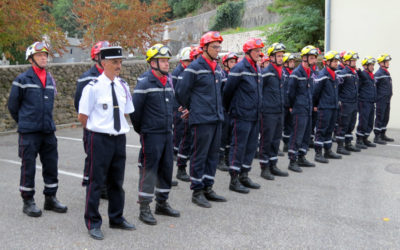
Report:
325,0,331,51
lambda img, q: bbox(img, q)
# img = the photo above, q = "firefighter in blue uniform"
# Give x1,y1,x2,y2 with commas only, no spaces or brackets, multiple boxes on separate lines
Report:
75,41,110,199
313,51,342,163
287,45,318,172
78,46,136,240
8,41,68,218
223,38,263,193
309,55,321,149
259,43,289,181
355,56,378,148
282,53,296,152
218,52,238,172
335,50,361,154
374,54,394,143
175,31,227,208
132,44,181,225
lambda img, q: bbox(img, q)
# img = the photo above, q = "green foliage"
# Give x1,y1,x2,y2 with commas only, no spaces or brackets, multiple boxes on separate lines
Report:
265,0,325,52
51,0,82,37
169,0,201,18
209,0,244,31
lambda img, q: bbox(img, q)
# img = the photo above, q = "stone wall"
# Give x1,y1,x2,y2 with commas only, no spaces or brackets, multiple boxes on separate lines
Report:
0,60,178,132
240,0,279,28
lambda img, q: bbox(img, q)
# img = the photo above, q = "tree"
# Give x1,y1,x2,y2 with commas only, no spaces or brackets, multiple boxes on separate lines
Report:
0,0,68,64
52,0,82,38
73,0,170,54
266,0,325,52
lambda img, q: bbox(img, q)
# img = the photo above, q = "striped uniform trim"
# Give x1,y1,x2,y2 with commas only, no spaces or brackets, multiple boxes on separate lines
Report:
138,192,154,197
315,141,324,145
375,75,391,79
44,183,58,188
314,76,329,82
288,150,296,154
134,87,173,94
290,75,307,81
324,140,332,144
229,72,261,77
337,74,354,78
185,68,212,74
269,156,278,161
242,164,251,169
20,186,34,191
299,148,307,153
336,136,345,140
229,166,241,171
155,188,170,193
345,134,353,138
77,76,98,82
259,159,269,164
177,154,188,159
171,75,178,80
262,72,275,77
12,82,40,89
356,132,365,136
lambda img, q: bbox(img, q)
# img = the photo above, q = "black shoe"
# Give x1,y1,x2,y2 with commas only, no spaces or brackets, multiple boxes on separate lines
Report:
381,133,394,142
324,149,342,159
217,162,229,172
363,138,376,147
155,201,180,217
298,155,315,167
203,186,227,202
356,138,368,149
345,142,361,152
110,219,136,230
278,150,284,157
314,152,329,163
44,196,68,213
23,199,42,217
100,186,108,200
288,160,302,173
239,172,260,189
374,136,387,145
270,164,289,177
283,143,288,152
176,167,190,182
229,175,250,194
192,190,211,208
171,180,178,187
337,142,351,155
139,203,157,225
260,166,274,180
88,228,104,240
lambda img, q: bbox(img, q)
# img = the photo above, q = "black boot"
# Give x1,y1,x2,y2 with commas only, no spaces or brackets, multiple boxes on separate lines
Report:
270,163,289,177
374,135,387,145
203,186,227,202
288,160,302,173
356,137,368,149
229,175,250,194
363,137,376,147
139,203,157,225
239,172,260,189
298,155,315,167
283,143,288,152
155,200,180,217
337,141,351,155
176,166,190,182
44,196,68,213
23,199,42,217
171,180,178,186
217,160,229,172
192,189,211,208
324,149,342,159
314,152,329,163
260,165,274,180
381,132,394,142
345,141,361,152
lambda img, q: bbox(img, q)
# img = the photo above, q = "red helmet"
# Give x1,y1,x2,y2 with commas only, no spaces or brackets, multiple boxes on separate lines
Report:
200,31,223,48
243,38,264,53
259,52,265,58
190,46,203,61
261,56,270,64
339,50,347,60
222,52,238,64
91,41,110,60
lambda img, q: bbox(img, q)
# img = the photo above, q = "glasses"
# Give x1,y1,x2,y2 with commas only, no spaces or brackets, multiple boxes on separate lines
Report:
34,42,49,52
210,45,222,50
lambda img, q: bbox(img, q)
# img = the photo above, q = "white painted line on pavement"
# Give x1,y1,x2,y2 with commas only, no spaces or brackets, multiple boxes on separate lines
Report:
386,143,400,147
56,136,141,149
0,159,83,179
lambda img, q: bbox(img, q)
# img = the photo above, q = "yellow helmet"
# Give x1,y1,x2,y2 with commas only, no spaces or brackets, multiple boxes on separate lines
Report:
361,56,376,66
267,43,286,56
343,50,359,62
323,50,340,61
283,53,296,63
377,53,391,63
146,44,172,62
300,45,319,56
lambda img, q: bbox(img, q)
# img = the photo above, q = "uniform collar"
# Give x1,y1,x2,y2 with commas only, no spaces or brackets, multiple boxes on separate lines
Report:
99,72,115,85
26,66,46,87
244,56,258,73
147,69,170,88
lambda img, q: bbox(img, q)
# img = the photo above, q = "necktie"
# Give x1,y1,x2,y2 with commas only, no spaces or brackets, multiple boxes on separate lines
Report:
111,82,121,132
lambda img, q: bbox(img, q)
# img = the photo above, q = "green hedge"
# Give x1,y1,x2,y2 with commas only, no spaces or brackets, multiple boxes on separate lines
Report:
209,0,244,31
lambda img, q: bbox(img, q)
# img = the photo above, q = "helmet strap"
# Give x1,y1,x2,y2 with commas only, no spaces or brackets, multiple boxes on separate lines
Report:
204,46,216,61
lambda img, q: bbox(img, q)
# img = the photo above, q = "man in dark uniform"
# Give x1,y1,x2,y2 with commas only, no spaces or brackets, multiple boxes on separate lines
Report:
78,46,135,240
282,53,296,152
74,41,110,199
131,44,180,225
175,31,227,208
374,54,394,143
8,41,68,218
224,38,264,193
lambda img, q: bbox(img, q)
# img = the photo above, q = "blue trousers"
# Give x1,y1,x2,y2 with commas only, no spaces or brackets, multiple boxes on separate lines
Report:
335,102,357,143
374,101,390,135
356,101,375,138
259,113,282,167
314,108,337,151
288,114,311,161
173,110,184,154
177,119,192,168
18,132,58,200
282,107,292,144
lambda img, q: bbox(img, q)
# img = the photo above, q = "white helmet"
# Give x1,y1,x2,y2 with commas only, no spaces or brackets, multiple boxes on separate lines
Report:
26,41,49,60
177,47,192,61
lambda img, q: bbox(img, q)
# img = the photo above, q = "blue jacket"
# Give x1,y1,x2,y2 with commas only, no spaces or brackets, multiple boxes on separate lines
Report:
282,67,292,108
223,58,262,121
171,63,185,108
175,56,224,125
337,66,359,103
261,64,285,114
131,70,174,134
312,68,339,109
287,64,313,115
8,67,57,133
74,65,101,112
357,70,376,103
374,67,392,103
